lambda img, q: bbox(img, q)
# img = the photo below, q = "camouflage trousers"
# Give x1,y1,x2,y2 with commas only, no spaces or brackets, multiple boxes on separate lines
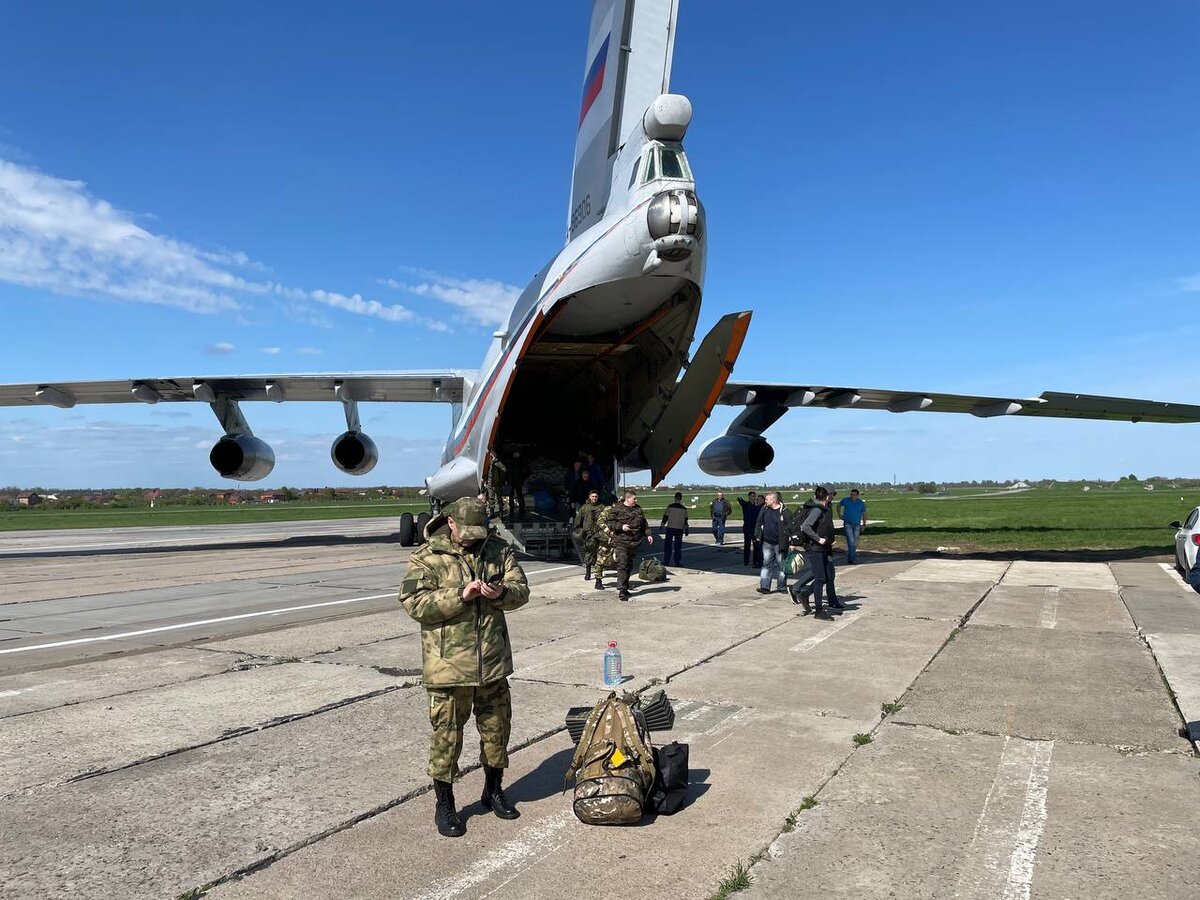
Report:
611,541,639,595
426,679,512,782
573,532,598,569
594,541,614,579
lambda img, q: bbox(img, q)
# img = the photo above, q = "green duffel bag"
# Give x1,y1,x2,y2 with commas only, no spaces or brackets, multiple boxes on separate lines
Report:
783,548,809,577
638,557,667,582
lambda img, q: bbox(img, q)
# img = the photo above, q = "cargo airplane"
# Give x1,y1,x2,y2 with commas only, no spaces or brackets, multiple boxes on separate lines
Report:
3,0,1199,547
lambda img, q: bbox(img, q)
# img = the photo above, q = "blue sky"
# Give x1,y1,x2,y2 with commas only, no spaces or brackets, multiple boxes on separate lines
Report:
2,1,1198,489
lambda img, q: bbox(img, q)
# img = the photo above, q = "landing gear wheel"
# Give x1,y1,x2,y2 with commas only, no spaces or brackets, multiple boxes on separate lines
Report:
399,512,416,547
415,512,431,544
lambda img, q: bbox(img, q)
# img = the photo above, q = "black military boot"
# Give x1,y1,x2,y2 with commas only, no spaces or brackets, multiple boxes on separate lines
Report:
594,578,604,590
432,779,465,837
584,565,592,580
827,595,847,610
790,584,811,614
480,765,520,819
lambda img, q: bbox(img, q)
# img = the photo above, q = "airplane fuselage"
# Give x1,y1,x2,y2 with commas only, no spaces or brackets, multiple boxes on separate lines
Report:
427,120,707,503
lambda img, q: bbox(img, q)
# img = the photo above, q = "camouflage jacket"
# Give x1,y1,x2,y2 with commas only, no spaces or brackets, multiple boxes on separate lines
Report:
605,502,651,546
399,532,530,687
574,500,606,537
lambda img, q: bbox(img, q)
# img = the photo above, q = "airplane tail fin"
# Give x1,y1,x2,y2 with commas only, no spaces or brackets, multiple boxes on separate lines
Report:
566,0,680,243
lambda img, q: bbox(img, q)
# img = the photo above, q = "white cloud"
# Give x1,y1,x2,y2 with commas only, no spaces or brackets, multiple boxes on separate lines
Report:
381,270,522,327
296,347,323,355
0,157,450,331
261,346,282,354
204,342,236,355
1177,275,1200,293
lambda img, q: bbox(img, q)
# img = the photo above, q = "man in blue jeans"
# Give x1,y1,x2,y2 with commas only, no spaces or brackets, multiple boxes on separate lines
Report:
837,488,867,564
753,491,788,594
710,492,732,545
660,492,689,566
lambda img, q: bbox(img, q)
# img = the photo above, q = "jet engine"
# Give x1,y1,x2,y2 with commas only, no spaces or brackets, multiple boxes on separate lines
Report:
209,434,275,481
331,430,379,476
697,434,775,477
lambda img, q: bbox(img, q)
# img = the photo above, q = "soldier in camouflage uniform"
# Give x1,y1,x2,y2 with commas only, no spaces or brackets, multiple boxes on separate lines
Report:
592,499,621,590
573,488,605,582
399,497,530,838
485,455,507,520
605,489,654,602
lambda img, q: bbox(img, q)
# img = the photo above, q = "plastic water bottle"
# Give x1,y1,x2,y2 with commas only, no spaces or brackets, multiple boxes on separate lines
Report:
603,641,622,686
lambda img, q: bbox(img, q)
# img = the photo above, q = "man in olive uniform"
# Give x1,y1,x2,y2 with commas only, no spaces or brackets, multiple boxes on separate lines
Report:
399,497,530,838
605,489,655,602
573,488,605,581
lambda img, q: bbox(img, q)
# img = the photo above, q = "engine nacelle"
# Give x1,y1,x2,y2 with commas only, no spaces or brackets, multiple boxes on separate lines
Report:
331,430,379,475
209,434,275,482
697,434,775,477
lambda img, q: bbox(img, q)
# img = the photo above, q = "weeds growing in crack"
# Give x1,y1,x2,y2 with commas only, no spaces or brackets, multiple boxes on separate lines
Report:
853,733,873,746
881,700,904,715
781,795,819,833
710,859,752,899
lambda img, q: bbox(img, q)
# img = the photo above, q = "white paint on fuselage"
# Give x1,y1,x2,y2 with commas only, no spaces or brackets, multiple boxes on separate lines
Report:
428,118,706,501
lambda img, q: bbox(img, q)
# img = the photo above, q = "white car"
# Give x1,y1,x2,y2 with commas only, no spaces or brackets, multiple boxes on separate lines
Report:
1170,507,1200,573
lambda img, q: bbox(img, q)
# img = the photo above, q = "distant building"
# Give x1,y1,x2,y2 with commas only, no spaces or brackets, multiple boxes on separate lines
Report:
18,493,42,507
258,493,285,503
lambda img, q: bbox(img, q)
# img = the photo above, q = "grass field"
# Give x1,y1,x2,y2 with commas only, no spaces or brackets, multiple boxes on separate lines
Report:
632,484,1196,558
2,483,1195,558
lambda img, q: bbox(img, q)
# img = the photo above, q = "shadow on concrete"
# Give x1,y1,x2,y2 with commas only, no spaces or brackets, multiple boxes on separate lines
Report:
633,585,683,596
500,746,577,808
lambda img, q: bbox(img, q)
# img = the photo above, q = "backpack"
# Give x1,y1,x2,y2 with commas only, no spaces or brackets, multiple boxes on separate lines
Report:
565,693,656,825
638,558,667,582
649,741,690,815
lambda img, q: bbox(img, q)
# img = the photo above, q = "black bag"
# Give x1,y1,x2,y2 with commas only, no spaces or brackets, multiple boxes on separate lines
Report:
649,742,689,815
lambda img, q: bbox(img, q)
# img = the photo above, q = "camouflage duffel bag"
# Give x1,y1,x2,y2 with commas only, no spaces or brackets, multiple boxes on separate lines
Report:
565,693,656,825
638,557,667,582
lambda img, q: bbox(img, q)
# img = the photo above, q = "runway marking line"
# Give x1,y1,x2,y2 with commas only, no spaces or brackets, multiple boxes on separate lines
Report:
0,564,578,657
1157,562,1196,594
1039,587,1059,629
788,613,859,653
954,735,1054,900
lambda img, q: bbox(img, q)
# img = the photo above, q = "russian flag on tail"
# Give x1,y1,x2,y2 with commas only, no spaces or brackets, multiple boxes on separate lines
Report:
578,34,610,127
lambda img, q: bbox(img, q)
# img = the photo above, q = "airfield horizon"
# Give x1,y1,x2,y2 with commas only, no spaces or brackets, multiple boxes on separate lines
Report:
2,480,1196,557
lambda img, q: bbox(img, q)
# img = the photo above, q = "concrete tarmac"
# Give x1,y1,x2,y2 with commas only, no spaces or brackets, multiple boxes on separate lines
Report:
0,524,1197,900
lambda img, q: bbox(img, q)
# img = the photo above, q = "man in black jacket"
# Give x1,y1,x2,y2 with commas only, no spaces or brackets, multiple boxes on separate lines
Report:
753,491,788,594
798,486,844,614
738,491,760,568
660,491,689,566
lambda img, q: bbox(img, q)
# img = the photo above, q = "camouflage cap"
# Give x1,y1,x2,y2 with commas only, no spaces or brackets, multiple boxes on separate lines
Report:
445,497,489,543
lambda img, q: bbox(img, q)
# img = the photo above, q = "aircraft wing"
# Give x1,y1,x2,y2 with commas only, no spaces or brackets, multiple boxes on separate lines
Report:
0,371,471,408
716,381,1200,431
